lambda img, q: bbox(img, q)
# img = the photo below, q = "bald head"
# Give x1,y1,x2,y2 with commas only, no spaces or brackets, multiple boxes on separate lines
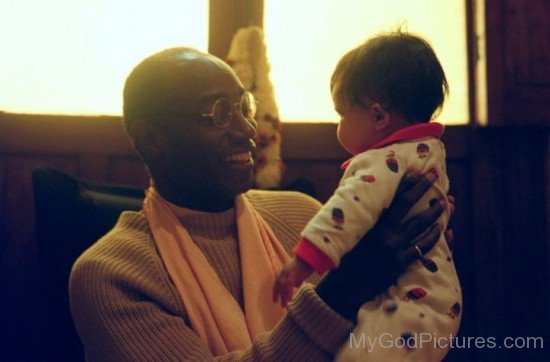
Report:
122,47,235,133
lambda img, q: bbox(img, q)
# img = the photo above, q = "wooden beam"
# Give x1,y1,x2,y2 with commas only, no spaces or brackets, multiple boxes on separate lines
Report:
208,0,264,59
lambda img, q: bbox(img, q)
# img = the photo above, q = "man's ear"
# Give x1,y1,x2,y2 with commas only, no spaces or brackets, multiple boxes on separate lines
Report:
371,103,390,131
131,119,166,160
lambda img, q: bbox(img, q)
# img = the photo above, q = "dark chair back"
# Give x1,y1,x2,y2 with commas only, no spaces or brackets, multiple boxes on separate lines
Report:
32,168,144,361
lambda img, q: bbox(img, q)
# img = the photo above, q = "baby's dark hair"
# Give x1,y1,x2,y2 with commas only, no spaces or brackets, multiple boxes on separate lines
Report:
331,30,448,122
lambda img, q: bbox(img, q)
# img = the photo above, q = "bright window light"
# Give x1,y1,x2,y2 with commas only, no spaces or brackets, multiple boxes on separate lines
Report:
0,0,208,115
264,0,469,124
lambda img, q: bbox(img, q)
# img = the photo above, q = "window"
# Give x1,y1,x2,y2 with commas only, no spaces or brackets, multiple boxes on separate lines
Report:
264,0,469,124
0,0,208,115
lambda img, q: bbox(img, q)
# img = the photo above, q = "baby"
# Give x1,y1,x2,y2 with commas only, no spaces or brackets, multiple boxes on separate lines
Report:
274,31,462,360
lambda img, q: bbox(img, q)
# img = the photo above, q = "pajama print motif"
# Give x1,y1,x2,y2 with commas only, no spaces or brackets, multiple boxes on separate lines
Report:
296,130,462,361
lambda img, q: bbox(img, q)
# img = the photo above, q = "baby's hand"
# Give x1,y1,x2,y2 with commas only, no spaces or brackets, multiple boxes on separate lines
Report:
273,257,314,307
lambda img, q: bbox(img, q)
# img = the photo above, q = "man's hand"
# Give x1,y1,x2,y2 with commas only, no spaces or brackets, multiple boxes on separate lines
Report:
316,173,446,321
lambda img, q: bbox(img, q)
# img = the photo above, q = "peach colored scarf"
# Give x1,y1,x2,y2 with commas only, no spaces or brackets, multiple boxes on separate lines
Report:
143,187,290,356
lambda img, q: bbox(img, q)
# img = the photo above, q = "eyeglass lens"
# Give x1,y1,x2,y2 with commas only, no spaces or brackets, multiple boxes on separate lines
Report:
212,92,257,127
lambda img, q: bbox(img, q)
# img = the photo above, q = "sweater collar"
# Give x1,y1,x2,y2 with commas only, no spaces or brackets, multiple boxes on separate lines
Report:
165,198,236,237
341,122,444,169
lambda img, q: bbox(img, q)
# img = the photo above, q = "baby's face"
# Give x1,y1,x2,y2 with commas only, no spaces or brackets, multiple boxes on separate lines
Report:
332,86,379,155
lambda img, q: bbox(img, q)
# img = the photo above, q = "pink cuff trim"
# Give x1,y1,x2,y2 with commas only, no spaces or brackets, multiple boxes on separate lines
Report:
294,238,336,275
341,122,444,169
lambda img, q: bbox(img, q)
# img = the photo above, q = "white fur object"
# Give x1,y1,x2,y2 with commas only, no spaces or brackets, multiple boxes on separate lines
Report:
226,26,283,189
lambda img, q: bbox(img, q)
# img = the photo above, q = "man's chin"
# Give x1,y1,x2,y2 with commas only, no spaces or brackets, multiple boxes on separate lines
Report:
223,174,255,199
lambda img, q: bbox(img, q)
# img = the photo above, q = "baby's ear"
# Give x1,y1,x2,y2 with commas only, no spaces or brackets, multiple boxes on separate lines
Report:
372,103,390,130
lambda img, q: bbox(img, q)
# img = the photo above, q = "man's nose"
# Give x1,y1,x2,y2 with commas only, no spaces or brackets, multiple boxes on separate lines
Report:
228,111,257,139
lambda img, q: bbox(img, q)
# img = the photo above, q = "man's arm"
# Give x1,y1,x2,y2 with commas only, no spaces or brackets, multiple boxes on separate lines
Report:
69,221,352,361
316,173,444,320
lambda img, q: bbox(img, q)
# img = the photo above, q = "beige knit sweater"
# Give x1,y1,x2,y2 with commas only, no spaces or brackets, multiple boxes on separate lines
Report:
69,190,354,361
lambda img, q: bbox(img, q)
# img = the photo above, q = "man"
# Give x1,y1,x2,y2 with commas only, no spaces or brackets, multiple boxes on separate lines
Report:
69,47,444,360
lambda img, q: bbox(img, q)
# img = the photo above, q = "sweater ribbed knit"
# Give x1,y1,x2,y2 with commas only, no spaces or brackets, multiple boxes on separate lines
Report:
69,190,354,361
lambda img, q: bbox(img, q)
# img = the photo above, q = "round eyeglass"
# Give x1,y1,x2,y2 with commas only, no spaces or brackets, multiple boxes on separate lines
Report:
201,91,258,128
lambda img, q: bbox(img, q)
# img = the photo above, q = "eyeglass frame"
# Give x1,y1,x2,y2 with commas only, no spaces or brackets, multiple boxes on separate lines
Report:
149,91,258,130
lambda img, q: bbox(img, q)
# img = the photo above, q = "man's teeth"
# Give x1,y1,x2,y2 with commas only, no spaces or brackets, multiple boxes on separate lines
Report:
223,152,251,162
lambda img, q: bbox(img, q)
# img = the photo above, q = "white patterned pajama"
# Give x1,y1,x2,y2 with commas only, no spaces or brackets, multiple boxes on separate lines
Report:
297,133,462,361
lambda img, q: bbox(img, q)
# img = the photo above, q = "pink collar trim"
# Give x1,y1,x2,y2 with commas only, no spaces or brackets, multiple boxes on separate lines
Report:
341,122,444,169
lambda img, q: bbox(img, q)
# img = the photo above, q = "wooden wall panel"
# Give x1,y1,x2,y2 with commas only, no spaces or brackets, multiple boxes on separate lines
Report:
510,0,550,84
208,0,264,59
77,155,110,182
0,113,134,156
470,134,507,359
547,133,550,320
282,160,344,203
0,156,5,198
497,131,548,358
0,156,6,243
2,155,79,269
470,127,549,361
108,156,149,188
281,123,347,160
485,0,550,125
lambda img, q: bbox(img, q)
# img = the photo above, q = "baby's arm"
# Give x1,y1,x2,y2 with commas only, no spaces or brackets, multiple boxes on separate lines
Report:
273,256,314,307
274,150,406,307
298,149,407,272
